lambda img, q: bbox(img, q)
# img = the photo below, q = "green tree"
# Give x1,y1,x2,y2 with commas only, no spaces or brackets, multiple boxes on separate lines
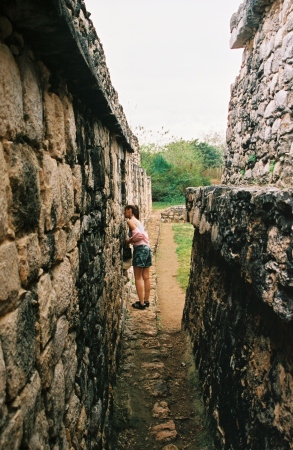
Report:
140,137,220,202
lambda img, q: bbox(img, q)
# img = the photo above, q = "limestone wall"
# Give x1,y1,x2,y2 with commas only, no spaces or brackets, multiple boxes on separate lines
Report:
184,186,293,449
160,205,186,223
0,1,151,448
184,0,293,448
224,0,293,186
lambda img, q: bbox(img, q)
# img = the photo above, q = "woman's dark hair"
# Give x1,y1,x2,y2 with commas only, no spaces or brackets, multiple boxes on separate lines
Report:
125,205,140,219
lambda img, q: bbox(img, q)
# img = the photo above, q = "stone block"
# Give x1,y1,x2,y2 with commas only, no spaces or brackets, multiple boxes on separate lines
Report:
67,246,79,280
54,229,67,262
63,95,77,161
37,315,67,389
18,54,43,142
28,408,50,450
64,392,81,431
280,113,293,135
62,334,77,400
73,165,82,213
8,143,41,234
0,142,10,243
19,371,41,443
54,316,68,363
39,232,55,269
38,340,55,389
17,233,41,288
0,294,36,400
0,43,23,139
0,242,21,315
281,30,293,61
0,410,23,450
267,226,290,264
37,273,58,348
44,91,66,160
42,154,62,232
52,258,74,316
0,342,7,428
66,220,81,254
46,359,65,437
58,164,74,227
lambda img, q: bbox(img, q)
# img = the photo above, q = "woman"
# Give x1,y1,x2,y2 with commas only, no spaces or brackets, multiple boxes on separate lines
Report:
124,205,152,310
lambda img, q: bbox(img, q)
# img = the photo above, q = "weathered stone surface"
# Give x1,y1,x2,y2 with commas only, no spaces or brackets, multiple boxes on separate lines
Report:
186,186,293,321
65,392,81,432
185,186,293,449
0,142,10,243
28,408,50,450
41,154,62,232
17,233,41,287
0,1,151,448
19,371,41,443
53,229,67,262
52,258,74,317
46,359,65,437
0,43,23,138
62,334,77,401
63,95,77,162
8,143,41,234
152,401,171,419
66,219,81,254
0,295,36,400
44,91,66,160
37,273,58,348
0,342,7,428
0,242,21,315
161,205,186,223
58,163,75,227
151,420,177,442
162,445,179,450
225,0,293,186
18,54,43,142
0,410,23,450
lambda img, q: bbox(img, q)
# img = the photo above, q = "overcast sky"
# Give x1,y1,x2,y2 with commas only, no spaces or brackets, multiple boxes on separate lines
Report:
85,0,243,144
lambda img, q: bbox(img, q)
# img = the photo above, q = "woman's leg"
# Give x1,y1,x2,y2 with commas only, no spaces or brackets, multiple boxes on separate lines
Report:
133,266,144,304
142,267,151,302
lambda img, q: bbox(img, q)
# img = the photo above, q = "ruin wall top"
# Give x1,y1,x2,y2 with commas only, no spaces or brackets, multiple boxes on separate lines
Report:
224,0,293,186
230,0,275,49
0,0,138,155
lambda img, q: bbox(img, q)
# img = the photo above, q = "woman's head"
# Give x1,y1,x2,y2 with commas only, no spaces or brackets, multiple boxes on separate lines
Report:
124,205,140,219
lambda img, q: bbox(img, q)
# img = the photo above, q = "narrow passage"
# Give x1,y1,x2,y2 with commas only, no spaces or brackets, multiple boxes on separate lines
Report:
111,211,212,449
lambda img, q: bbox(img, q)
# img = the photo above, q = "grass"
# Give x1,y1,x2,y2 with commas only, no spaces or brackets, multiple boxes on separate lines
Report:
152,200,185,210
172,222,194,290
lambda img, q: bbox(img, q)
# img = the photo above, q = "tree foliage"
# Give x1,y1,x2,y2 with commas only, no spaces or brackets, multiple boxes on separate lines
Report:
141,138,224,202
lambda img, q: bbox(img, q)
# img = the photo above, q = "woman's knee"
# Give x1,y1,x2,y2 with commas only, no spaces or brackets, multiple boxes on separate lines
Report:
142,269,150,281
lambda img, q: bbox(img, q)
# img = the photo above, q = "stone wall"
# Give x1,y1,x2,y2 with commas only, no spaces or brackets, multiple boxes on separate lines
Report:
224,0,293,186
160,205,186,223
0,1,151,449
184,0,293,448
184,186,293,449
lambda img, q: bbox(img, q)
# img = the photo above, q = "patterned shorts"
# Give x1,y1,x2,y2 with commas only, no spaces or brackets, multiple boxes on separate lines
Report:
133,245,152,268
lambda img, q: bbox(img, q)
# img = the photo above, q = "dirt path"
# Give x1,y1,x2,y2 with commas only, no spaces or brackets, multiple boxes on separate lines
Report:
111,211,212,450
156,222,185,332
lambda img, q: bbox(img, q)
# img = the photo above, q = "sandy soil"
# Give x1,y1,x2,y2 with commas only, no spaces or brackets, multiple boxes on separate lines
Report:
156,222,186,332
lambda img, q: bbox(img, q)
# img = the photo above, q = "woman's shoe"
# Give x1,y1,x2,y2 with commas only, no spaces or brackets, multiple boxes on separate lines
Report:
132,301,146,310
144,300,150,307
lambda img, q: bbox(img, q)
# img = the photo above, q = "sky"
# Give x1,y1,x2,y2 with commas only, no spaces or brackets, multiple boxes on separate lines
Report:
85,0,243,145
